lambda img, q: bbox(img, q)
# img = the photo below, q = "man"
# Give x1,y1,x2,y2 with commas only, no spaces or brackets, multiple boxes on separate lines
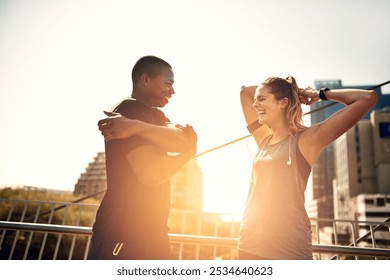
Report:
88,56,197,260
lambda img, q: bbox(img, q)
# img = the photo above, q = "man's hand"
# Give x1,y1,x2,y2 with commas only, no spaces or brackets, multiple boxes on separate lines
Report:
98,111,141,142
176,124,198,157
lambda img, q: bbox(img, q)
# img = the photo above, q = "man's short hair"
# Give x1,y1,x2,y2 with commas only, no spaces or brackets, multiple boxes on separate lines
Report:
131,56,172,85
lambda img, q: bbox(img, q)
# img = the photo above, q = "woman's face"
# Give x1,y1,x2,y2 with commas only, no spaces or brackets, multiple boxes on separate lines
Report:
253,85,286,126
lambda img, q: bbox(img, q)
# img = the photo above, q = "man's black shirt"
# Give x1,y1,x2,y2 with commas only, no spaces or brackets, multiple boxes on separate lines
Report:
92,98,171,244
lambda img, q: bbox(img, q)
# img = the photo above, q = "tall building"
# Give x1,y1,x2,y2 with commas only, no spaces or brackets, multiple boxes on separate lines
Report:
308,80,388,219
371,109,390,193
332,109,390,245
73,152,203,210
73,152,106,200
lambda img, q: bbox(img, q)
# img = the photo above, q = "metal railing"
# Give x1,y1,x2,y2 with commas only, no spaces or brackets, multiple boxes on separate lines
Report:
1,221,390,260
1,198,390,260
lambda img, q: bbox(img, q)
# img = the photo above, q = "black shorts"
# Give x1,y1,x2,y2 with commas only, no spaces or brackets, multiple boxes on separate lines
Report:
238,249,273,260
87,236,170,260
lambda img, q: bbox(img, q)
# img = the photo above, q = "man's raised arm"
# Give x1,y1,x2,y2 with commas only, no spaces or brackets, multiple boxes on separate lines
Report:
98,111,193,153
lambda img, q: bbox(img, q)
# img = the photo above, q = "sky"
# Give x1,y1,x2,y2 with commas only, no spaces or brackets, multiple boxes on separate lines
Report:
1,0,389,214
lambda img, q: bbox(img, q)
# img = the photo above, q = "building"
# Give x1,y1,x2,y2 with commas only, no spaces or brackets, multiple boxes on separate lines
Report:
308,79,389,219
371,108,390,193
73,152,106,200
332,109,390,246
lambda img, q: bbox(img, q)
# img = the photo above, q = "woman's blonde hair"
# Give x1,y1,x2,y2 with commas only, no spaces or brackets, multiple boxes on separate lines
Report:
261,76,306,134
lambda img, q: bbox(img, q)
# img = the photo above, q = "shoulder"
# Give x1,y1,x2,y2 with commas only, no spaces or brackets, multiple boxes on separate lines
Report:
111,98,138,112
112,98,147,119
298,127,324,166
299,122,327,150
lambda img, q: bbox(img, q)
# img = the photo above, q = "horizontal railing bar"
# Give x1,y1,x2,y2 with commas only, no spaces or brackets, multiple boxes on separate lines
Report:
0,198,99,207
169,233,237,246
1,221,390,258
0,221,92,235
2,198,388,226
310,217,390,226
314,245,390,258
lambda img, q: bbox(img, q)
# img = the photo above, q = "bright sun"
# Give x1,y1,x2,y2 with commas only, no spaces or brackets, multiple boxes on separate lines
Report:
197,137,256,214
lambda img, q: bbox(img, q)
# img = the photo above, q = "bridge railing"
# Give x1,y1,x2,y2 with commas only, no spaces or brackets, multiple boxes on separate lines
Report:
1,198,389,260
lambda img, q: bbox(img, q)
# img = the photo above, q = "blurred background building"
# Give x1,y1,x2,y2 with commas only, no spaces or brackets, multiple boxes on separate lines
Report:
73,152,106,200
308,80,390,241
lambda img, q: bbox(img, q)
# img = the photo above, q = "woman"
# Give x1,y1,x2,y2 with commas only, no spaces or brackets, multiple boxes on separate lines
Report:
238,76,377,260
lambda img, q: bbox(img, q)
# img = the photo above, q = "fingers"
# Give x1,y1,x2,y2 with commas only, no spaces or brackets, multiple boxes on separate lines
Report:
98,112,122,130
175,124,185,130
98,111,117,128
298,95,309,105
104,111,119,117
298,87,318,105
176,123,196,134
99,127,109,141
184,124,196,134
177,124,197,144
302,97,312,105
99,111,121,126
98,118,109,128
306,99,316,105
185,125,198,143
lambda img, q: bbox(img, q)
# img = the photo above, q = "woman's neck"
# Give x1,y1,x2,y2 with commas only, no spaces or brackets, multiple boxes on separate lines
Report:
269,124,290,143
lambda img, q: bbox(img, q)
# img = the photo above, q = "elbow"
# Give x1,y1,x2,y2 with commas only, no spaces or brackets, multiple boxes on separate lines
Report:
240,86,246,95
139,178,159,189
240,85,252,96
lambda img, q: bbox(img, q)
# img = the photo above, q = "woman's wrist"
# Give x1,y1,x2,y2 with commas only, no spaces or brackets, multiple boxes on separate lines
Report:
318,87,331,101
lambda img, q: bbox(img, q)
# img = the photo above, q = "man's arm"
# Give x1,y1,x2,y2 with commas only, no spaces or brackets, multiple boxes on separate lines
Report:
126,125,197,187
98,111,192,153
127,145,195,187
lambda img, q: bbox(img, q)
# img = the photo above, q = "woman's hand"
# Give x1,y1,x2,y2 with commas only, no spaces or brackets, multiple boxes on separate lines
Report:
298,87,320,105
98,111,142,142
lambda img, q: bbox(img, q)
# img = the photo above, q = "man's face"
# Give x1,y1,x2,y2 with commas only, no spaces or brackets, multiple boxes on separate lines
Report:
145,67,175,108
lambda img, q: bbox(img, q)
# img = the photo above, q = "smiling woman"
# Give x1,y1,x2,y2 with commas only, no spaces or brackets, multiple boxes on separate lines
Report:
238,76,377,260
